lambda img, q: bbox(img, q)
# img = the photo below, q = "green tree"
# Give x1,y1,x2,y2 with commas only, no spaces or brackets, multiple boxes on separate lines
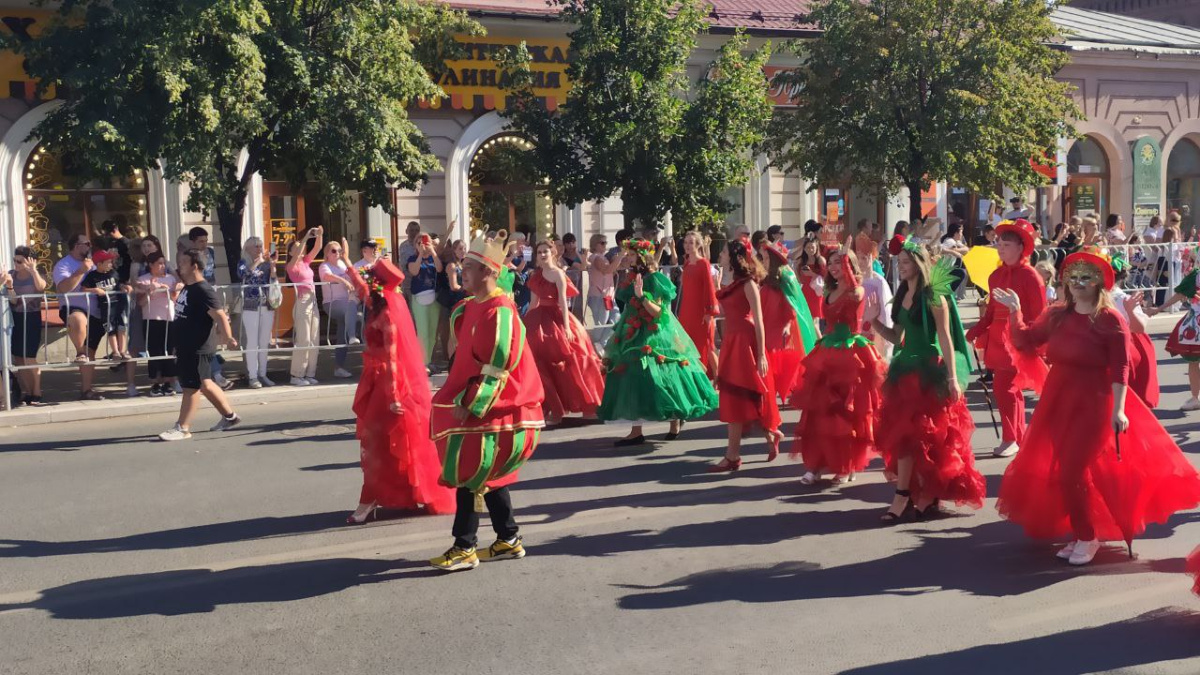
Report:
14,0,479,275
500,0,772,234
766,0,1078,222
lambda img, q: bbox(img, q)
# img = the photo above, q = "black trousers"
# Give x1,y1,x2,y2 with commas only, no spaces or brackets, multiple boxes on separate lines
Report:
145,320,176,379
452,487,518,550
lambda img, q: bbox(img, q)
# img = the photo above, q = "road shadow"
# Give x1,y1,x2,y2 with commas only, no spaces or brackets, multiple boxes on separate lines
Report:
0,436,149,453
0,557,441,619
837,608,1200,675
617,520,1179,611
298,462,359,472
0,511,354,558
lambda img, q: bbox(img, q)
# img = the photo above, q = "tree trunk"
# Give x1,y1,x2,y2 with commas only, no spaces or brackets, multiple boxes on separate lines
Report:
906,179,925,224
215,199,245,285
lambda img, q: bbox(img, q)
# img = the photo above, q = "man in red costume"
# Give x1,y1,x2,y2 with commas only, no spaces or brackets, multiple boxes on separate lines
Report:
429,230,545,572
965,219,1048,457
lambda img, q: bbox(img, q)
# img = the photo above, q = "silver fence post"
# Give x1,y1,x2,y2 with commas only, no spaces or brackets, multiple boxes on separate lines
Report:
1,294,12,411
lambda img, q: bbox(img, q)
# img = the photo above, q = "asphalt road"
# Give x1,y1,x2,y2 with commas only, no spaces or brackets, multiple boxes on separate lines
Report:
2,332,1200,674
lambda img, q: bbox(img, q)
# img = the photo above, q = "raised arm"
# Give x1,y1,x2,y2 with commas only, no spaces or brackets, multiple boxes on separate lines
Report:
303,227,324,265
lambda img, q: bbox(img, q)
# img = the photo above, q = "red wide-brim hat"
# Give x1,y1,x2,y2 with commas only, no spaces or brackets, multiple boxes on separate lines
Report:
1063,250,1115,290
995,218,1036,258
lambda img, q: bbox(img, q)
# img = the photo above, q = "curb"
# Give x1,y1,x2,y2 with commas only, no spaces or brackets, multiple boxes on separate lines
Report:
0,383,360,429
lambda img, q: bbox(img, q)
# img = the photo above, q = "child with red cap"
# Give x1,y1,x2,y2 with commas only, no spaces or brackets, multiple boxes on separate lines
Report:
81,248,131,364
965,219,1048,457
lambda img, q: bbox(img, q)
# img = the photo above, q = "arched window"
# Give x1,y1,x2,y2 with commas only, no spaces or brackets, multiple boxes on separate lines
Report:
1066,136,1110,220
468,134,554,242
1167,138,1200,238
24,145,148,272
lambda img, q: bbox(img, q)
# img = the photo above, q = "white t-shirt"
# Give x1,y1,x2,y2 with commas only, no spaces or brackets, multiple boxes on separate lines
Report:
318,260,351,304
1003,207,1032,220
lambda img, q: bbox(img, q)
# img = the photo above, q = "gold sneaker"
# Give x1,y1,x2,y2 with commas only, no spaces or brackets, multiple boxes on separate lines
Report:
429,546,479,572
478,536,526,561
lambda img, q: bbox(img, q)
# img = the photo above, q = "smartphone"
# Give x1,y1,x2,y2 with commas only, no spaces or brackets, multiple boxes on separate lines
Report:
270,241,277,256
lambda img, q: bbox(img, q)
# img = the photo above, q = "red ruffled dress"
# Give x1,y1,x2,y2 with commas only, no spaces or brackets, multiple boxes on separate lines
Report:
996,308,1200,543
762,284,806,396
349,266,455,514
878,296,985,508
789,258,885,474
523,271,606,419
677,258,719,378
798,263,825,321
716,278,780,431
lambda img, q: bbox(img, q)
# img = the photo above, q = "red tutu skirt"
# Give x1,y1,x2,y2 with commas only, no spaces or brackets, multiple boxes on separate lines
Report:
718,329,780,430
997,363,1200,542
878,369,985,508
789,342,884,474
1127,331,1160,408
524,305,606,419
768,348,804,401
1187,545,1200,596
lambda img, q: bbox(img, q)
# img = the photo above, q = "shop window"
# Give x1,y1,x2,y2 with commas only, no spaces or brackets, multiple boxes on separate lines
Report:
24,145,148,275
1066,136,1109,221
469,135,555,243
722,185,746,230
1167,138,1200,239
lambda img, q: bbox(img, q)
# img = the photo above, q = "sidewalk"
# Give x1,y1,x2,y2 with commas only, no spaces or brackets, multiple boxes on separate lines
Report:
1,350,449,429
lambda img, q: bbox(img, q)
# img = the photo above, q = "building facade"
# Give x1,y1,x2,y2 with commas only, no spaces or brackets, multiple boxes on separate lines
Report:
1068,0,1200,28
1,1,1200,285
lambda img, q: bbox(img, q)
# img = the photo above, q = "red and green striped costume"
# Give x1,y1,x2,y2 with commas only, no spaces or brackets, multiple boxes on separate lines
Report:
432,290,545,491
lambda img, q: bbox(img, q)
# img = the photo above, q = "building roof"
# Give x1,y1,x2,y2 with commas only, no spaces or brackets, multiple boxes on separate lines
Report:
443,0,818,34
1051,5,1200,54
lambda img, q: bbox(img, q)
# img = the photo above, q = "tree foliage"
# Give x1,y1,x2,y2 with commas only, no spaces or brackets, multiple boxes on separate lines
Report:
500,0,773,234
15,0,479,274
766,0,1079,221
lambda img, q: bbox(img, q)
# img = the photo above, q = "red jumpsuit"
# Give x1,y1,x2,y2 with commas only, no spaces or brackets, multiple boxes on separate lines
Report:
677,258,719,378
996,308,1200,543
432,290,545,491
716,278,780,431
965,262,1049,444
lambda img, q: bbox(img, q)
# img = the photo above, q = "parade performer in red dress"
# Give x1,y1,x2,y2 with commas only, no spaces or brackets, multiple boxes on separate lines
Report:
709,237,783,472
761,242,817,398
965,219,1048,457
868,243,985,523
797,236,827,324
677,230,719,379
790,240,885,486
429,230,546,572
1147,260,1200,411
993,248,1200,566
524,241,605,425
345,259,455,523
1109,253,1160,408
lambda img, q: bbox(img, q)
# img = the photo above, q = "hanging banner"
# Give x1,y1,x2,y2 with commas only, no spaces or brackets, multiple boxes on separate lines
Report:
1131,136,1163,232
421,35,570,112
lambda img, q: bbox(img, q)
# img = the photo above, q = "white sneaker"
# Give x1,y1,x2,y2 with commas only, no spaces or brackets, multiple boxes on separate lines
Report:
1068,539,1101,566
348,337,361,346
210,413,241,432
126,384,139,398
290,377,311,387
158,425,192,442
1056,540,1077,560
334,368,353,378
1181,398,1200,412
248,379,263,389
799,471,821,486
305,377,320,385
993,442,1019,458
259,376,275,388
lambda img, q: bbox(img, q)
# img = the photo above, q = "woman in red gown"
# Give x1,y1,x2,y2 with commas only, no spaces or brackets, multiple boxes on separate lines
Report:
709,237,782,472
524,240,606,425
790,243,885,485
993,247,1200,566
676,231,719,379
797,235,827,324
760,243,814,398
346,260,455,523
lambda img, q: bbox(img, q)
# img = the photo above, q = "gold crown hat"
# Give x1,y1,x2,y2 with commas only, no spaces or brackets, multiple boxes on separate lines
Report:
467,229,509,272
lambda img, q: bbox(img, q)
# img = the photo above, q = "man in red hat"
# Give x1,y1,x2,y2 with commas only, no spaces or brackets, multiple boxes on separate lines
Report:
429,230,545,572
966,219,1048,457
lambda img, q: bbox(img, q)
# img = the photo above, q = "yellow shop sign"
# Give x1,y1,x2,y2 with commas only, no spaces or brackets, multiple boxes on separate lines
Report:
418,35,570,112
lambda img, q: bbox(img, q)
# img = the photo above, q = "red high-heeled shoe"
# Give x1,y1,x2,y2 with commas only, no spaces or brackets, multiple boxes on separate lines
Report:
707,456,742,473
